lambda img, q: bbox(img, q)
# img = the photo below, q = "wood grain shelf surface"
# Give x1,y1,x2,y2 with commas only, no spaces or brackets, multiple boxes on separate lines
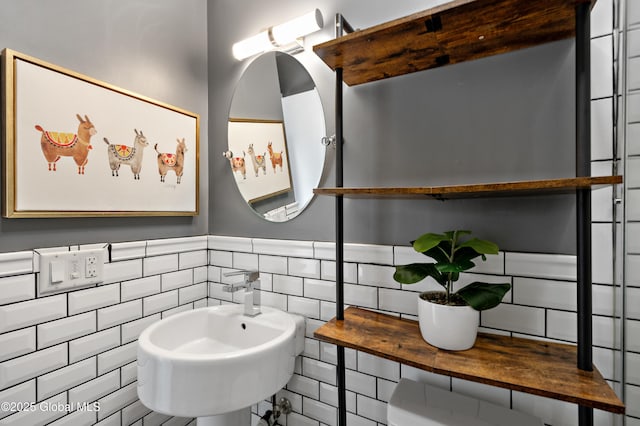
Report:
313,176,622,199
314,307,625,414
314,0,596,86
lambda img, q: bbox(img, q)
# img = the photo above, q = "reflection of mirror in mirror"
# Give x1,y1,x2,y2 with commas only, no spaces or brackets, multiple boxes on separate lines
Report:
227,52,326,222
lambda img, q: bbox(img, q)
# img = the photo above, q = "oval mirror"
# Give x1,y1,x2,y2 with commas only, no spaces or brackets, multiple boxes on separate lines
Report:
226,51,326,222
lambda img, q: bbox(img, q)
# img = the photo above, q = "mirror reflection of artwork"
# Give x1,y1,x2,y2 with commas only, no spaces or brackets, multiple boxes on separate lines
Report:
227,119,292,203
227,51,326,222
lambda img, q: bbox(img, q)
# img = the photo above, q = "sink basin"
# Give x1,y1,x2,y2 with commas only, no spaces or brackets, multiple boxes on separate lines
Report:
137,304,305,418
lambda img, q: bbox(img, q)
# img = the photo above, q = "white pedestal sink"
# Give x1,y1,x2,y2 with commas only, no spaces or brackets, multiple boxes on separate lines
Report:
137,304,305,424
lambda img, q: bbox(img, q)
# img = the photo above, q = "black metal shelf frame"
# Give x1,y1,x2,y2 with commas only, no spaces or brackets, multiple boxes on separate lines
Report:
328,5,595,426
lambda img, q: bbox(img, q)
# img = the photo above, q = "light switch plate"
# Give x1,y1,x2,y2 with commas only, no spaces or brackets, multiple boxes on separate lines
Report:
39,248,105,295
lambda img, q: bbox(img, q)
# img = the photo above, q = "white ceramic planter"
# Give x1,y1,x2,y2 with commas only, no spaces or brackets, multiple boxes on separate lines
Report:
417,292,479,351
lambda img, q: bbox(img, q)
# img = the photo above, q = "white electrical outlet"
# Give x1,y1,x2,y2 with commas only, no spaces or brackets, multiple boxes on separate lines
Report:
86,255,98,278
39,248,105,295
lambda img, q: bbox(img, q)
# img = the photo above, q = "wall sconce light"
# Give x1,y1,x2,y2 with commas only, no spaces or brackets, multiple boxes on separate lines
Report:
232,9,324,60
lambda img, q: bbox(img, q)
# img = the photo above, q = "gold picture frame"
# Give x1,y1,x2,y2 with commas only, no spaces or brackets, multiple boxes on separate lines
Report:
1,48,199,218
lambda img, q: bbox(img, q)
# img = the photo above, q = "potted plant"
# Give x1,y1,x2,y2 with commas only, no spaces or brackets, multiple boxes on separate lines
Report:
393,230,510,351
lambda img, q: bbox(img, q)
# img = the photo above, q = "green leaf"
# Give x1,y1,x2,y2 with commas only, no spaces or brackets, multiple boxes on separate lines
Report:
413,233,448,253
436,259,475,273
457,238,499,255
452,246,483,263
456,282,511,311
402,231,501,293
421,244,450,263
394,263,443,285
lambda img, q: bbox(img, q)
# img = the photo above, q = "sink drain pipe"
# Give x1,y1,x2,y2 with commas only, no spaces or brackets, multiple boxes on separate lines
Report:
258,396,292,426
257,410,273,426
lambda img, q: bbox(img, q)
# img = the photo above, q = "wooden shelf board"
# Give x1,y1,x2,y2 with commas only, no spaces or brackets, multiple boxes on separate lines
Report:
313,176,622,199
314,0,595,86
314,307,624,414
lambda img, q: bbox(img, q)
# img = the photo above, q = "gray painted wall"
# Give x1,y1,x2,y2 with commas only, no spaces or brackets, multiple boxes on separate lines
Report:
208,0,577,253
0,0,208,252
0,0,579,254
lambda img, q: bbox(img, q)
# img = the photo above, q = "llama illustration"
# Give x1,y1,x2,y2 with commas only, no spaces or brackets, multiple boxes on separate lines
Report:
35,114,96,174
267,141,283,173
155,138,188,184
247,143,266,177
223,150,246,179
104,129,149,179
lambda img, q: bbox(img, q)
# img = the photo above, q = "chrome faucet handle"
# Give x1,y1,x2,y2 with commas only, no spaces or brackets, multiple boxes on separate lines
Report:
222,270,261,316
223,270,259,283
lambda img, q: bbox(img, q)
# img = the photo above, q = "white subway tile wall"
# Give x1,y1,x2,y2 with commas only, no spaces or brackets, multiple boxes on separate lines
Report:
0,274,35,306
0,238,208,425
69,328,121,364
102,259,142,285
0,295,67,334
0,328,36,363
0,344,68,389
145,236,207,257
232,252,259,271
0,251,33,278
178,249,209,269
143,254,179,276
37,312,96,349
0,382,34,420
68,284,120,316
1,392,68,425
205,235,624,426
627,4,640,424
109,241,146,262
38,358,96,400
253,238,314,258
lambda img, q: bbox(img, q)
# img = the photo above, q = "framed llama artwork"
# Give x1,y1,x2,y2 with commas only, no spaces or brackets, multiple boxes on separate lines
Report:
1,49,199,218
227,118,292,203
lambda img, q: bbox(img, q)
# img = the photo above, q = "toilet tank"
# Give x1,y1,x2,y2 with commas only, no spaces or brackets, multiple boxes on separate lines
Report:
387,378,543,426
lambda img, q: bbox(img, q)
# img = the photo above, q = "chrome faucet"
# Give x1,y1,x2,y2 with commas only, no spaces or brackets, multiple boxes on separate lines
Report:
223,270,261,316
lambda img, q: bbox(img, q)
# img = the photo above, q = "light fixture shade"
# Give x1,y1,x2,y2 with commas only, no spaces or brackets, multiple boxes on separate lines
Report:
232,30,272,61
232,9,324,61
271,9,323,46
